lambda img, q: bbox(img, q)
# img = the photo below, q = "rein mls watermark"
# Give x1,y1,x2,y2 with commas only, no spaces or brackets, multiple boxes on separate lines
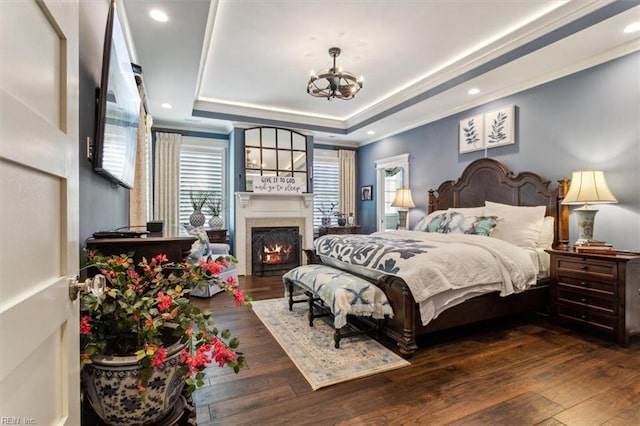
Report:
1,418,36,425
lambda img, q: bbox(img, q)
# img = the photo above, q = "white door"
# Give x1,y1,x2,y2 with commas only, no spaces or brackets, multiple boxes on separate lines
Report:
0,0,80,424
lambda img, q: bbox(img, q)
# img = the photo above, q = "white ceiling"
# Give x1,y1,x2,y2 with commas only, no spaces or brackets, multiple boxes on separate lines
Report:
119,0,640,146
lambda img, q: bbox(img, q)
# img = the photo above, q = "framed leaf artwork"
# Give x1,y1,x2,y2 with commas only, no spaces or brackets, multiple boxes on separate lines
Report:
484,105,515,148
459,114,485,153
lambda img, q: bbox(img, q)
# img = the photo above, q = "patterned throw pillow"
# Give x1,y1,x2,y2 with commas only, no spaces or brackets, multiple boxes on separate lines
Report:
437,211,498,236
414,210,448,232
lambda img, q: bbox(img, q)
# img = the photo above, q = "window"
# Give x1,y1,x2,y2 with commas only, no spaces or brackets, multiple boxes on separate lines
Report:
179,137,227,225
383,171,402,230
313,149,339,228
244,127,307,192
375,154,410,231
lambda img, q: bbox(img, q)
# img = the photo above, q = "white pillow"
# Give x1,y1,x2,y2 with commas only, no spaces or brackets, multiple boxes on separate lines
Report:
536,216,555,248
447,206,485,216
484,201,546,248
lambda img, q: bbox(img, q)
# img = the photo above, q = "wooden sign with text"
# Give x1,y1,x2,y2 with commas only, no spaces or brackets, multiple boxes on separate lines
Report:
252,176,304,194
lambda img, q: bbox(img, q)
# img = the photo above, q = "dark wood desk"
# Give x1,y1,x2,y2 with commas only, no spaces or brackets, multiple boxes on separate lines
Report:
86,231,196,265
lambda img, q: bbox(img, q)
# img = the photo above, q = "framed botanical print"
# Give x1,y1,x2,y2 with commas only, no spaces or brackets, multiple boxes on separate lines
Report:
484,105,515,148
459,114,485,153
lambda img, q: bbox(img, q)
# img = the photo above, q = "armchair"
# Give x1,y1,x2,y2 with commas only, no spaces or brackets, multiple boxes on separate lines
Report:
186,227,239,298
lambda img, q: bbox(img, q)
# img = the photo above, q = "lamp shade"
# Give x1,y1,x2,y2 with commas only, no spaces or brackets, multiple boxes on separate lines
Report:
562,170,617,205
391,187,416,209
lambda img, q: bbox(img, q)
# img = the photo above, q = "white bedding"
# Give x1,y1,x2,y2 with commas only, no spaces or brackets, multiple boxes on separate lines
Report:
313,230,538,326
520,247,550,278
536,247,551,277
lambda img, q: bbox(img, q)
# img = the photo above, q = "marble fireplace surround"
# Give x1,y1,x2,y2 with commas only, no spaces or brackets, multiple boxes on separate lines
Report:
234,192,314,275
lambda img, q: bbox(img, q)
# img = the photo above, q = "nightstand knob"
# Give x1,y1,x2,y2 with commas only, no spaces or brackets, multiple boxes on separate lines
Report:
580,281,587,286
580,265,589,271
580,298,587,303
581,314,587,320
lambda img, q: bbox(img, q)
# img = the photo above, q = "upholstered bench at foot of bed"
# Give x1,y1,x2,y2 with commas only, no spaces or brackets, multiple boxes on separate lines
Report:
282,264,394,348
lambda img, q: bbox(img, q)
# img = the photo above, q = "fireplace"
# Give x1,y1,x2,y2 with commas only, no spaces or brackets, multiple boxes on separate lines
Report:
251,226,301,276
234,192,314,275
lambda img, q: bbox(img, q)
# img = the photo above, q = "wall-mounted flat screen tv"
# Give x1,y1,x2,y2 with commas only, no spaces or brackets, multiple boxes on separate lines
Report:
93,0,140,189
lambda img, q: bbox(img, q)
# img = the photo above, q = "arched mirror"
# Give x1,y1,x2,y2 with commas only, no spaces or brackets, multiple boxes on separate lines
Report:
244,127,308,191
375,154,410,232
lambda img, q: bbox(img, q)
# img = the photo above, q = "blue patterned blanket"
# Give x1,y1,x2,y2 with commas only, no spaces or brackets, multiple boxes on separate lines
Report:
313,230,537,325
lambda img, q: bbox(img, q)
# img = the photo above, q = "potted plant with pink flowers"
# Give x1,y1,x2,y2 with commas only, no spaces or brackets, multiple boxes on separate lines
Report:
79,251,250,426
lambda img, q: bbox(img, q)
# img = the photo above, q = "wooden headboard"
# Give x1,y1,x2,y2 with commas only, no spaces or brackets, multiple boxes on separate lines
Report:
427,158,570,249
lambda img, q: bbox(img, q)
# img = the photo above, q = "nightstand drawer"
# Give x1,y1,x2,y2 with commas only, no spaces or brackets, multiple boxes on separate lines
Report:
555,256,617,280
556,286,616,313
556,303,616,332
556,275,616,294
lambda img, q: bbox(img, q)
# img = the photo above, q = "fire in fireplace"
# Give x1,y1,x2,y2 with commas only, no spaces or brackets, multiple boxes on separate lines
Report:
251,226,301,276
261,243,291,265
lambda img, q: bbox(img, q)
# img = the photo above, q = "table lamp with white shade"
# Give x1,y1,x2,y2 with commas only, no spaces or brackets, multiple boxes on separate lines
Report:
391,187,415,230
561,170,617,246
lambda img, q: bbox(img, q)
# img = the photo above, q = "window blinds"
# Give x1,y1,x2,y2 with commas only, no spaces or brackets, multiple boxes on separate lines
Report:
179,138,226,225
312,150,340,228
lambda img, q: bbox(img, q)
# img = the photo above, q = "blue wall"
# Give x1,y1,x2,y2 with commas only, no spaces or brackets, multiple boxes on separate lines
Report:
357,52,640,250
79,0,130,252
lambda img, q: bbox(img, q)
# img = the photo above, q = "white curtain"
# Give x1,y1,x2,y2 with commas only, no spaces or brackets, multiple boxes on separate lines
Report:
129,86,152,228
144,114,154,219
339,149,356,219
154,132,181,231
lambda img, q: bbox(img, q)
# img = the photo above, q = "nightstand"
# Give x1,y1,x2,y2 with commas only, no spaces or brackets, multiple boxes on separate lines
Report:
547,249,640,346
205,228,227,243
318,225,361,236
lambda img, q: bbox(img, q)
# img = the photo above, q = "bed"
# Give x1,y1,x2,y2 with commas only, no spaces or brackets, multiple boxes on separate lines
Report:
309,158,570,354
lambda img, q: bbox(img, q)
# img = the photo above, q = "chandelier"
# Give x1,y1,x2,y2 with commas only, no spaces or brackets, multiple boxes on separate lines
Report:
307,47,363,100
245,149,258,168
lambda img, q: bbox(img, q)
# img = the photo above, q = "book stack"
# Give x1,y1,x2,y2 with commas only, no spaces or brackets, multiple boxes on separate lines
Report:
574,239,616,255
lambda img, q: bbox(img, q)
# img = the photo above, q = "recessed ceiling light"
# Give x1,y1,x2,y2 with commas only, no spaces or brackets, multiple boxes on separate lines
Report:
161,103,172,109
367,130,375,135
149,9,168,22
623,22,640,33
468,88,480,95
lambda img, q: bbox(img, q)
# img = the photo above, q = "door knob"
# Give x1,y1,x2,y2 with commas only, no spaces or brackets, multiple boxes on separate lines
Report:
68,274,105,301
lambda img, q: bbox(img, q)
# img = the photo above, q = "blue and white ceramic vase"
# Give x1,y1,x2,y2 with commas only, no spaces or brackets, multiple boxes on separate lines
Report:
189,209,206,227
81,339,187,426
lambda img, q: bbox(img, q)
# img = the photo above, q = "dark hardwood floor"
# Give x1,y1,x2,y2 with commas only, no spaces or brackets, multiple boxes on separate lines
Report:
190,275,640,426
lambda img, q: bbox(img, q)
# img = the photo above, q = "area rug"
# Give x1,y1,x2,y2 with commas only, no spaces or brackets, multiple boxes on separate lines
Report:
251,298,410,390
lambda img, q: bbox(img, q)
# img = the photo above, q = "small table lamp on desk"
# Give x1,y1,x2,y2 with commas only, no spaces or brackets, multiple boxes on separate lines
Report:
391,187,415,230
561,170,617,247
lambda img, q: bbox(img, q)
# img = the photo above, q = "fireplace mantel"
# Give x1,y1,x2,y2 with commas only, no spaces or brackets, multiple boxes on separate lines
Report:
235,192,314,208
234,192,314,275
